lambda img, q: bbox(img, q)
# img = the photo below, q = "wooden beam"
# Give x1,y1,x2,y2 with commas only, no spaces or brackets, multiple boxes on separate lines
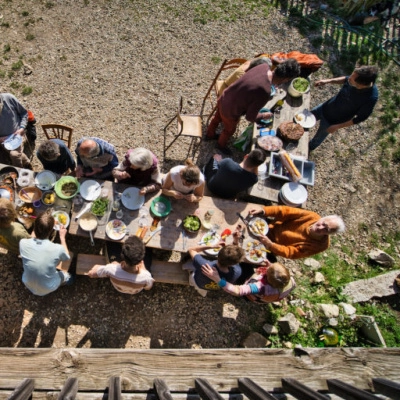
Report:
0,348,399,392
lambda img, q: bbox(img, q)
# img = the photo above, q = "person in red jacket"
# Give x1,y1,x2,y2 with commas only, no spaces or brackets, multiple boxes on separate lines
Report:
249,205,345,259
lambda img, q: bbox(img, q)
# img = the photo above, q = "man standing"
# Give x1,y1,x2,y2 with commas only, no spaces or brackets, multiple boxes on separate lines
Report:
204,149,266,199
309,65,379,151
0,93,31,168
75,137,118,180
206,59,300,154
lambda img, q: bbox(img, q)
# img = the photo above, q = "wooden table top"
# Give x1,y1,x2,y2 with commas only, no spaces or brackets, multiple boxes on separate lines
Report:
69,179,264,252
248,81,311,203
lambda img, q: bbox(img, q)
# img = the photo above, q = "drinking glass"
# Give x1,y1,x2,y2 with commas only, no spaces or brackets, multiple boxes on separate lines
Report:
257,178,265,191
116,209,124,219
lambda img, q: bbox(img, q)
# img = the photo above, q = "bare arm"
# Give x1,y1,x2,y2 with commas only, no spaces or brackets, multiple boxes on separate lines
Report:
162,172,184,199
315,76,346,87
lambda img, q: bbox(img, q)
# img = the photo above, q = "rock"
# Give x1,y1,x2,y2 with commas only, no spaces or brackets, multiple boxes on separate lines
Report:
278,313,300,335
283,341,293,348
263,323,278,335
342,183,357,193
342,270,400,303
339,302,357,315
242,332,271,348
358,315,386,347
368,249,395,267
303,258,321,270
318,304,339,318
328,318,338,326
296,307,306,317
314,271,325,283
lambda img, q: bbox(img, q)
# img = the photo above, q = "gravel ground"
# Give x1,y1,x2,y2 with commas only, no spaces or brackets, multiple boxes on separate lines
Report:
0,0,399,349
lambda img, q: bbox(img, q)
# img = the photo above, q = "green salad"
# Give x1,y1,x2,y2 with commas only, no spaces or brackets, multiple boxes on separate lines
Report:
293,77,309,92
184,215,200,231
91,198,109,216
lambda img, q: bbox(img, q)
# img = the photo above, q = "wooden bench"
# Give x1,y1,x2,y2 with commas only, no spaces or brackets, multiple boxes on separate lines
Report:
76,254,189,285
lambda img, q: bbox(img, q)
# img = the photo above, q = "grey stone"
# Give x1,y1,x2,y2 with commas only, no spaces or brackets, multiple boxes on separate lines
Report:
242,332,271,348
328,318,338,326
357,315,386,347
318,304,339,318
283,341,293,349
278,313,300,335
342,270,400,303
303,258,321,270
263,323,278,335
368,249,395,267
314,271,325,283
339,302,357,315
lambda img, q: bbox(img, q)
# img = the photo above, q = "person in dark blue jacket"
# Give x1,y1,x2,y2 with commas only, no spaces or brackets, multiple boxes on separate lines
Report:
309,65,379,151
37,139,76,175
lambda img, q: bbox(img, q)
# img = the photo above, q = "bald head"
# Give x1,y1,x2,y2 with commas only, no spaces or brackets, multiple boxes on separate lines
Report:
79,139,99,158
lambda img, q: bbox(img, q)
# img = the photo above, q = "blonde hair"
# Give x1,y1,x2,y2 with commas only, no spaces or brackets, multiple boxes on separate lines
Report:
267,263,290,289
128,148,153,171
180,159,200,184
0,198,17,228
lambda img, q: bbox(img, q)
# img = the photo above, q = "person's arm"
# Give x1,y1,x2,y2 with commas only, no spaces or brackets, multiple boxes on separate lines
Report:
101,142,119,173
184,182,204,203
64,146,76,171
326,119,354,134
140,167,162,195
201,264,261,296
188,243,224,259
162,172,184,199
87,263,116,278
13,96,28,135
58,226,69,256
315,76,346,87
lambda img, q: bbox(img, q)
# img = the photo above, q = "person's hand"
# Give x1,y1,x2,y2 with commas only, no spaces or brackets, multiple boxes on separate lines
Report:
315,79,328,87
172,191,184,200
259,235,273,250
75,165,84,178
326,124,339,134
13,128,25,136
261,112,273,120
139,187,147,196
59,225,67,239
201,263,221,282
85,167,102,176
87,264,100,278
114,170,130,180
184,193,198,203
248,208,263,217
213,154,223,162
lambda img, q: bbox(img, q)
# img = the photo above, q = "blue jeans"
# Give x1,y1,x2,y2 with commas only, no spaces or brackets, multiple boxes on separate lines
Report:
309,103,331,151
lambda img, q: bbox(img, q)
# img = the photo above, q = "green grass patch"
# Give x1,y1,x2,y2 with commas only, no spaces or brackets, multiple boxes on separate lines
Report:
21,86,33,95
11,59,23,70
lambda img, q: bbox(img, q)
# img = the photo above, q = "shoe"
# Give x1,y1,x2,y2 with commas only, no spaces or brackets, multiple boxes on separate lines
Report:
215,143,232,156
204,135,217,142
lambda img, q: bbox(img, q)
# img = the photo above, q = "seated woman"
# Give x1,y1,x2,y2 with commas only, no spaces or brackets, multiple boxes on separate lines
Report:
201,261,296,303
0,198,31,254
112,148,161,196
162,159,205,203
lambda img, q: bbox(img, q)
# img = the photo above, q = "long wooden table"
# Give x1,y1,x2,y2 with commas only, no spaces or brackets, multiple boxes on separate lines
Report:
248,81,311,203
69,180,263,251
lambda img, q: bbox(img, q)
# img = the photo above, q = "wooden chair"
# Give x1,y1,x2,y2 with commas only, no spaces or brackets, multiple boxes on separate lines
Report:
163,97,202,161
41,124,73,148
201,58,247,125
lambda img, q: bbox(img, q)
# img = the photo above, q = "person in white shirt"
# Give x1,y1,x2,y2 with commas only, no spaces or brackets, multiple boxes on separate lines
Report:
87,236,154,295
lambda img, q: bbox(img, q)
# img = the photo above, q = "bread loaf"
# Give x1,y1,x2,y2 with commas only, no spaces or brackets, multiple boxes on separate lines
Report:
279,150,302,182
277,121,304,141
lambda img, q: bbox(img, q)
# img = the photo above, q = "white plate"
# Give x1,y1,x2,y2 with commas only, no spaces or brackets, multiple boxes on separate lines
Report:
106,219,127,240
245,240,267,264
35,170,57,191
281,182,308,206
121,187,144,210
294,111,316,129
3,134,23,150
201,232,221,255
248,217,269,237
52,211,70,230
79,180,101,201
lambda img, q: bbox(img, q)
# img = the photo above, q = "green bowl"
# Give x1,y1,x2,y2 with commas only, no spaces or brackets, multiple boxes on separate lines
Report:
54,176,80,199
150,196,172,217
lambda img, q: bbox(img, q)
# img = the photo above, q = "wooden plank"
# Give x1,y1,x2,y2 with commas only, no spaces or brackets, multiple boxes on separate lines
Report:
0,348,399,392
76,254,107,275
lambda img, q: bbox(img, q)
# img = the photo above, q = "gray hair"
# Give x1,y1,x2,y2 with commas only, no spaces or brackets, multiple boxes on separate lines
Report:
128,148,153,171
324,215,345,234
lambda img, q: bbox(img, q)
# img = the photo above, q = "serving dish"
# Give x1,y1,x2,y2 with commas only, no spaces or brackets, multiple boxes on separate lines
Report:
35,170,57,191
54,176,80,199
245,240,268,264
150,196,171,217
294,110,316,129
183,214,201,234
18,186,42,203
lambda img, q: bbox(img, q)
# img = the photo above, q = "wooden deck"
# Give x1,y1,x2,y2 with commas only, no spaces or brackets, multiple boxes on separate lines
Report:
0,348,399,396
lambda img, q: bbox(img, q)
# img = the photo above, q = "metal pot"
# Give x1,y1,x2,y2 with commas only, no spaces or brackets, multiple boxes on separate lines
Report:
78,212,98,246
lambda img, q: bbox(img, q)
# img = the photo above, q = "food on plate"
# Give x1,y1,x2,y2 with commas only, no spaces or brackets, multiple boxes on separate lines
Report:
91,198,109,216
18,205,34,216
293,77,310,92
249,218,268,236
61,182,78,196
57,213,67,225
257,135,283,152
221,228,231,240
279,150,302,182
43,192,55,204
183,215,201,232
245,240,267,263
295,113,303,121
